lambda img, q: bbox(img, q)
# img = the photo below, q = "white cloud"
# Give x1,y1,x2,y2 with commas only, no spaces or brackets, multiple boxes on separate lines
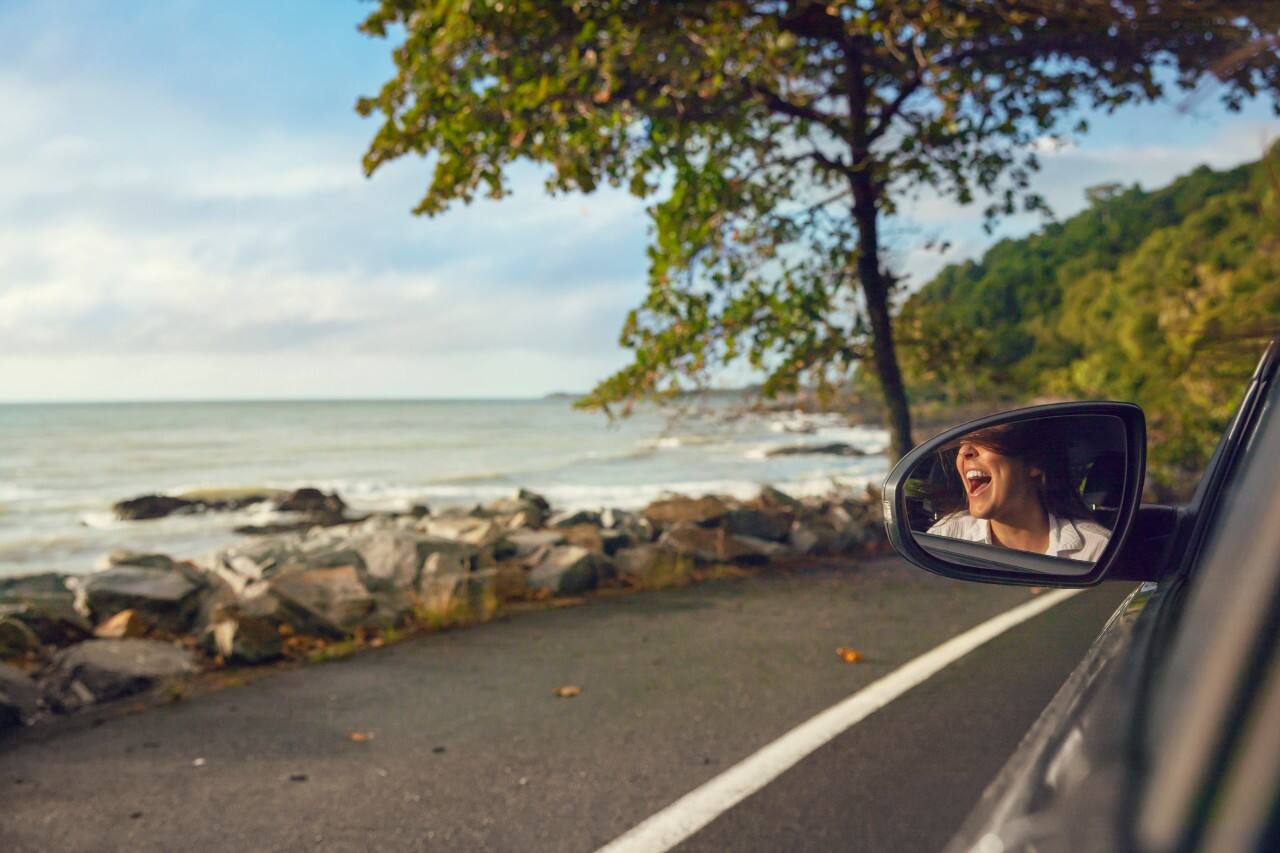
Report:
0,61,650,399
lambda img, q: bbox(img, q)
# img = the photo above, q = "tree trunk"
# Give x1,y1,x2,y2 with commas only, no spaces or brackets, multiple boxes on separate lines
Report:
852,180,914,462
843,48,913,463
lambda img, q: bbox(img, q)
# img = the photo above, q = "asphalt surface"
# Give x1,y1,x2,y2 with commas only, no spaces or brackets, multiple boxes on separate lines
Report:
0,559,1128,852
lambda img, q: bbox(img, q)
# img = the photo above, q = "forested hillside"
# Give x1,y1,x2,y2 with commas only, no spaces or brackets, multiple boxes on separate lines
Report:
898,143,1280,498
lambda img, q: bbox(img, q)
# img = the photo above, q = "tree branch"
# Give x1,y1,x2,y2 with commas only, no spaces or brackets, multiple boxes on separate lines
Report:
753,83,851,142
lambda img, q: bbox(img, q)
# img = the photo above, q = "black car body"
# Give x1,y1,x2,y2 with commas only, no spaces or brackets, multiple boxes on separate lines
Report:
884,338,1280,852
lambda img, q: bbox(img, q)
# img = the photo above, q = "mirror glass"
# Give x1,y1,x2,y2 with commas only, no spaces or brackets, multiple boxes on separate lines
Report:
901,414,1128,576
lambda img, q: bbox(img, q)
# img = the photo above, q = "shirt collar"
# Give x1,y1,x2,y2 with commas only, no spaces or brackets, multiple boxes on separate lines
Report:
974,513,1082,556
1048,513,1084,556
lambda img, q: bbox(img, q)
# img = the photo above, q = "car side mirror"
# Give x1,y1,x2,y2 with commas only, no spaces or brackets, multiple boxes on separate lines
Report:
882,402,1147,587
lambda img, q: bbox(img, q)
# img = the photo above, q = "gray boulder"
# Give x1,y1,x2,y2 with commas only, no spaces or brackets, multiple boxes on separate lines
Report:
0,616,43,659
599,507,630,530
207,616,283,664
206,535,366,592
0,663,42,728
612,545,694,588
733,534,793,560
602,508,656,543
506,529,566,559
829,518,881,555
235,582,286,622
659,524,769,565
197,539,284,588
267,565,375,637
112,494,199,521
420,516,509,553
0,573,89,645
72,562,204,633
724,507,792,542
628,516,659,543
547,509,602,529
42,639,197,712
369,589,418,627
528,546,600,596
189,573,238,636
0,572,72,601
614,545,663,579
477,495,548,528
353,530,435,591
506,509,544,530
95,550,181,572
515,488,551,511
420,549,473,585
417,568,498,627
765,442,865,457
642,496,728,528
757,485,802,510
788,520,841,555
276,487,346,515
599,528,632,556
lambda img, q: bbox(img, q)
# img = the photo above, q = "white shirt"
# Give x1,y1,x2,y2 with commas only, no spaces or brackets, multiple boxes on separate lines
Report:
927,511,1111,562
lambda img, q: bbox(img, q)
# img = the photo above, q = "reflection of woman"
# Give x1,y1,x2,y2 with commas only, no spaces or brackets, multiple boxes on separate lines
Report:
927,423,1110,562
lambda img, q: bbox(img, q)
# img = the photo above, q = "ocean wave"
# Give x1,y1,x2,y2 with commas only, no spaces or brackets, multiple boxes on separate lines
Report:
634,434,720,450
0,483,48,502
423,471,510,486
79,511,126,530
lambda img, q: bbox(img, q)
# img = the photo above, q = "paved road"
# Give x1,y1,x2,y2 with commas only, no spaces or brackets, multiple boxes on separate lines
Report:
0,559,1128,852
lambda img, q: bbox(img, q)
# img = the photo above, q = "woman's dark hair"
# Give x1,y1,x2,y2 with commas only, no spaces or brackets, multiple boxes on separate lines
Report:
927,421,1093,521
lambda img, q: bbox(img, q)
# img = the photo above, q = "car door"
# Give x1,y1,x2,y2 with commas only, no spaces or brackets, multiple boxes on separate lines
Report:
943,338,1279,853
1133,339,1280,851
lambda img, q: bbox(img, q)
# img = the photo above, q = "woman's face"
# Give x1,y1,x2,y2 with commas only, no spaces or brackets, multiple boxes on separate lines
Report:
954,440,1044,522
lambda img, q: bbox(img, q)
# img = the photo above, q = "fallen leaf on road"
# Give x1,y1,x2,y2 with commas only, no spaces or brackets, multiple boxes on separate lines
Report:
1030,587,1044,595
348,731,375,742
192,757,207,767
550,597,587,608
553,685,581,698
836,647,863,664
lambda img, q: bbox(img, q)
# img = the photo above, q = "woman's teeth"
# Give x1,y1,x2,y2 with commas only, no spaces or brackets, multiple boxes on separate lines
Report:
965,470,992,494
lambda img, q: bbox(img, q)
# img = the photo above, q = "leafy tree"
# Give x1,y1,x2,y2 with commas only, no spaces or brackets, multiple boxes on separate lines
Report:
357,1,1279,461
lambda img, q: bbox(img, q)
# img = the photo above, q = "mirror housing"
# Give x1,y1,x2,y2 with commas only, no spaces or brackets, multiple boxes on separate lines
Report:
882,402,1147,587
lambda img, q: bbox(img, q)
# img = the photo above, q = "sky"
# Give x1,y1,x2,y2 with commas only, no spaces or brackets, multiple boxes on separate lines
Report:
1,1,1276,402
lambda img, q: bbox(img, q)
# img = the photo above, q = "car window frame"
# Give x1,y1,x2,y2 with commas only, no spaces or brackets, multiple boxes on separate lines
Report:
1130,339,1280,851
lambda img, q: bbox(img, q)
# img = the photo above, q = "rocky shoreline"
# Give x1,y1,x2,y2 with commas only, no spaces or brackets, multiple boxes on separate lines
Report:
0,484,886,730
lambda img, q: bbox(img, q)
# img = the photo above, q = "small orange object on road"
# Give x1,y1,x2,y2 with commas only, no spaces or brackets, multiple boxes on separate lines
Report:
836,647,863,663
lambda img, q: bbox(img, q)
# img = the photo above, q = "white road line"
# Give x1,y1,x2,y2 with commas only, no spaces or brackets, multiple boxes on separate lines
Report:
596,588,1084,853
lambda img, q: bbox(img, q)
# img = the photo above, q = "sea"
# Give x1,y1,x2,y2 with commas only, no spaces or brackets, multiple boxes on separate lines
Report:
0,399,890,578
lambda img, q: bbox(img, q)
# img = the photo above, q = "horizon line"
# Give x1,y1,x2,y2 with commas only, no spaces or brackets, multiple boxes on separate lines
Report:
0,394,588,406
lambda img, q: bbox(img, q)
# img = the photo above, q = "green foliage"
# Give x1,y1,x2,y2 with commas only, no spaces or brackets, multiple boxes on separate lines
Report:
904,145,1280,496
358,1,1279,461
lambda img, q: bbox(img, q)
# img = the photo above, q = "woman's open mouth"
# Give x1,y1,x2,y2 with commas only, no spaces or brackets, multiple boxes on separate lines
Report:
965,469,992,497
